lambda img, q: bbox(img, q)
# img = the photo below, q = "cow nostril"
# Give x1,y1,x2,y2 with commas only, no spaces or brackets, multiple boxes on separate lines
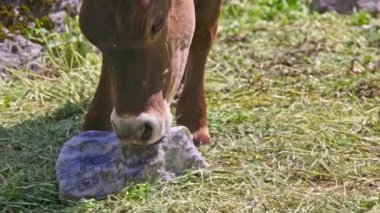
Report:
140,123,153,142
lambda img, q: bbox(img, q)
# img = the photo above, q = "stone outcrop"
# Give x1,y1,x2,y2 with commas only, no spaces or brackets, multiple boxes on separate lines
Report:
311,0,380,14
0,0,81,78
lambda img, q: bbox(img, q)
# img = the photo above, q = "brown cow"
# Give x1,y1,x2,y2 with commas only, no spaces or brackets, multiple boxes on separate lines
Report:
79,0,222,146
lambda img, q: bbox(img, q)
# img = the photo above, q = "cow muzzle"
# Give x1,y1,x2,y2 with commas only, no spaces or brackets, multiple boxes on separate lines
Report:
110,109,169,145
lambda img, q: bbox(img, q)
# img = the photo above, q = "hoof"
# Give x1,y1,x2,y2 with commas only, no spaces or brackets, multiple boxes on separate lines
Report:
192,127,211,146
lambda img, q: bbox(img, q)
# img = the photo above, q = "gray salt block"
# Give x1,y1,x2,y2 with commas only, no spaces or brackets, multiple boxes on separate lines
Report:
55,126,207,202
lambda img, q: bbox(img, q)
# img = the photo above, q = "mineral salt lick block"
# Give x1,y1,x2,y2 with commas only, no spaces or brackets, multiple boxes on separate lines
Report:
56,126,207,202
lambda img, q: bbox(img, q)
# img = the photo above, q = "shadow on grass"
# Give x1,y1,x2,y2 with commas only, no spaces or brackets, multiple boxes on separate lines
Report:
0,102,87,212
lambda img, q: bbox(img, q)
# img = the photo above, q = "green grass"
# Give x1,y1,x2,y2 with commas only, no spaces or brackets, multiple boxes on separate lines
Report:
1,0,380,212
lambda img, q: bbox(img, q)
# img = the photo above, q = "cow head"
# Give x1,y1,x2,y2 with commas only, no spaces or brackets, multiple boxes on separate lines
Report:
80,0,195,145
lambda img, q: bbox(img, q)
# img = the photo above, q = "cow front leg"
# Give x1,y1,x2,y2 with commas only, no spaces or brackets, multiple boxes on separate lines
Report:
176,0,222,145
83,57,113,131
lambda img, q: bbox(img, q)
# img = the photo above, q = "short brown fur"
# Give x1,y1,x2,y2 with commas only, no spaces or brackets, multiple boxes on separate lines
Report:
80,0,222,145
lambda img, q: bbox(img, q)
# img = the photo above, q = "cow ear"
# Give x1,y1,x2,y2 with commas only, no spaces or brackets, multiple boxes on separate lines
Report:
151,12,165,36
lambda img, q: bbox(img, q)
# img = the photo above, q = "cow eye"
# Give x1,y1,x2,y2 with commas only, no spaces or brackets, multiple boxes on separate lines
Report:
151,12,165,36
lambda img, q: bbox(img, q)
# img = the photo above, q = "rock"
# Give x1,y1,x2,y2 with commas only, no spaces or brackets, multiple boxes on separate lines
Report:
0,31,44,77
310,0,357,14
56,126,207,203
49,11,69,33
122,127,207,183
0,0,82,78
358,0,380,13
55,0,82,16
0,0,81,19
311,0,380,14
55,131,127,202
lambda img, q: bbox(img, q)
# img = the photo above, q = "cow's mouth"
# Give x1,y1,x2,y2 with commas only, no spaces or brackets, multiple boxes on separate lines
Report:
117,134,165,146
